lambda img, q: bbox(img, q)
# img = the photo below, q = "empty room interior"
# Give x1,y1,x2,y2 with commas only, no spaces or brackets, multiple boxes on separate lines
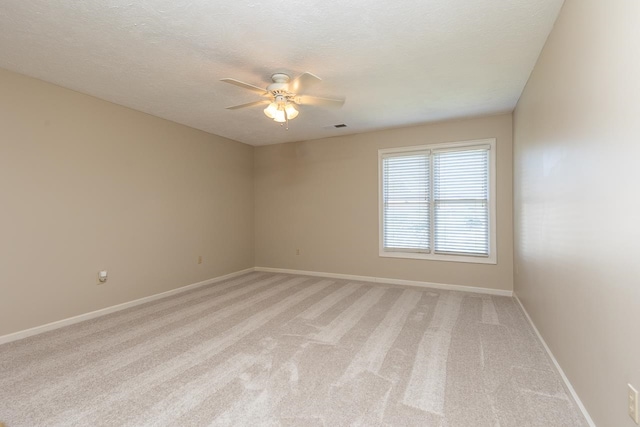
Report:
0,1,638,426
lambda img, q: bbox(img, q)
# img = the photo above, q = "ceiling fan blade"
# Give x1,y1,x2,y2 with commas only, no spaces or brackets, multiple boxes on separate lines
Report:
296,95,345,108
290,72,322,94
220,78,268,95
225,100,270,110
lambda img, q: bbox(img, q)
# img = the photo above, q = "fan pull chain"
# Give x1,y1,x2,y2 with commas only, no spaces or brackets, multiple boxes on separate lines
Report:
284,107,289,130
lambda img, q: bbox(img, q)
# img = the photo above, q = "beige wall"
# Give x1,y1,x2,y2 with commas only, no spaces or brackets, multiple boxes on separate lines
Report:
0,68,254,336
513,1,640,425
255,114,513,291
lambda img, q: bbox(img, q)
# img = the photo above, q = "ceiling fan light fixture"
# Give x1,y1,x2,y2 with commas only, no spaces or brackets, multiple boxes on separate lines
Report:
273,109,287,123
263,102,279,119
284,103,299,120
265,101,298,122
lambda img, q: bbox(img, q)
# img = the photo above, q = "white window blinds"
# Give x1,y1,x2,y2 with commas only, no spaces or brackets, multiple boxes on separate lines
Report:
433,147,489,256
382,152,430,252
381,142,492,260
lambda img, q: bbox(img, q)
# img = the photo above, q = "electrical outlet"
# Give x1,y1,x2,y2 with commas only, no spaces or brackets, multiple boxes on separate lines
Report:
197,255,203,264
98,270,108,283
630,384,639,424
296,248,300,255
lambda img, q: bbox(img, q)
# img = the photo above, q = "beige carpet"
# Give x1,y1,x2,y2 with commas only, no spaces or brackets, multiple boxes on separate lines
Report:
0,272,587,426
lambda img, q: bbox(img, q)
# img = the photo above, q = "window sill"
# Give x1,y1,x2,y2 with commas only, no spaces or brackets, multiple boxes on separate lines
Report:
379,250,497,265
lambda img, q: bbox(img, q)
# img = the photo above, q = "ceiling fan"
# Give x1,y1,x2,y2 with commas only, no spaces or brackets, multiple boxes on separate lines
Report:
221,72,345,129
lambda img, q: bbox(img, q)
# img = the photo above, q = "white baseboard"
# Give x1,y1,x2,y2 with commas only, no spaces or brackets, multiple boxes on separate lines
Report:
0,266,511,346
514,295,596,427
254,266,512,296
0,267,255,346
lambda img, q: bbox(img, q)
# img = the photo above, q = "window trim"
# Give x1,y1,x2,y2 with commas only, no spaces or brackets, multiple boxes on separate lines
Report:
378,138,497,265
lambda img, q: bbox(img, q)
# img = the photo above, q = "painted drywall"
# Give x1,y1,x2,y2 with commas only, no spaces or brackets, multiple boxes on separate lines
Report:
513,0,640,425
254,114,513,291
0,68,254,336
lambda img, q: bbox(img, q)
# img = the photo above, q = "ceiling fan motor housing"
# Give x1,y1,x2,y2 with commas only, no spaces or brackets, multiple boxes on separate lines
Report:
267,73,291,92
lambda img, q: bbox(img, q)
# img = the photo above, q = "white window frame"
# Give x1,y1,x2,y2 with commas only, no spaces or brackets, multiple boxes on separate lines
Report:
378,138,497,264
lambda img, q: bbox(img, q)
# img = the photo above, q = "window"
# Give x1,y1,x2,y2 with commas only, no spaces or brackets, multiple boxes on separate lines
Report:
379,139,496,264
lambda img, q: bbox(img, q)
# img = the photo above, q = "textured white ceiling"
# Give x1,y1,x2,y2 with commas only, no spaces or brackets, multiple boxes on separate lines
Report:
0,0,563,146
